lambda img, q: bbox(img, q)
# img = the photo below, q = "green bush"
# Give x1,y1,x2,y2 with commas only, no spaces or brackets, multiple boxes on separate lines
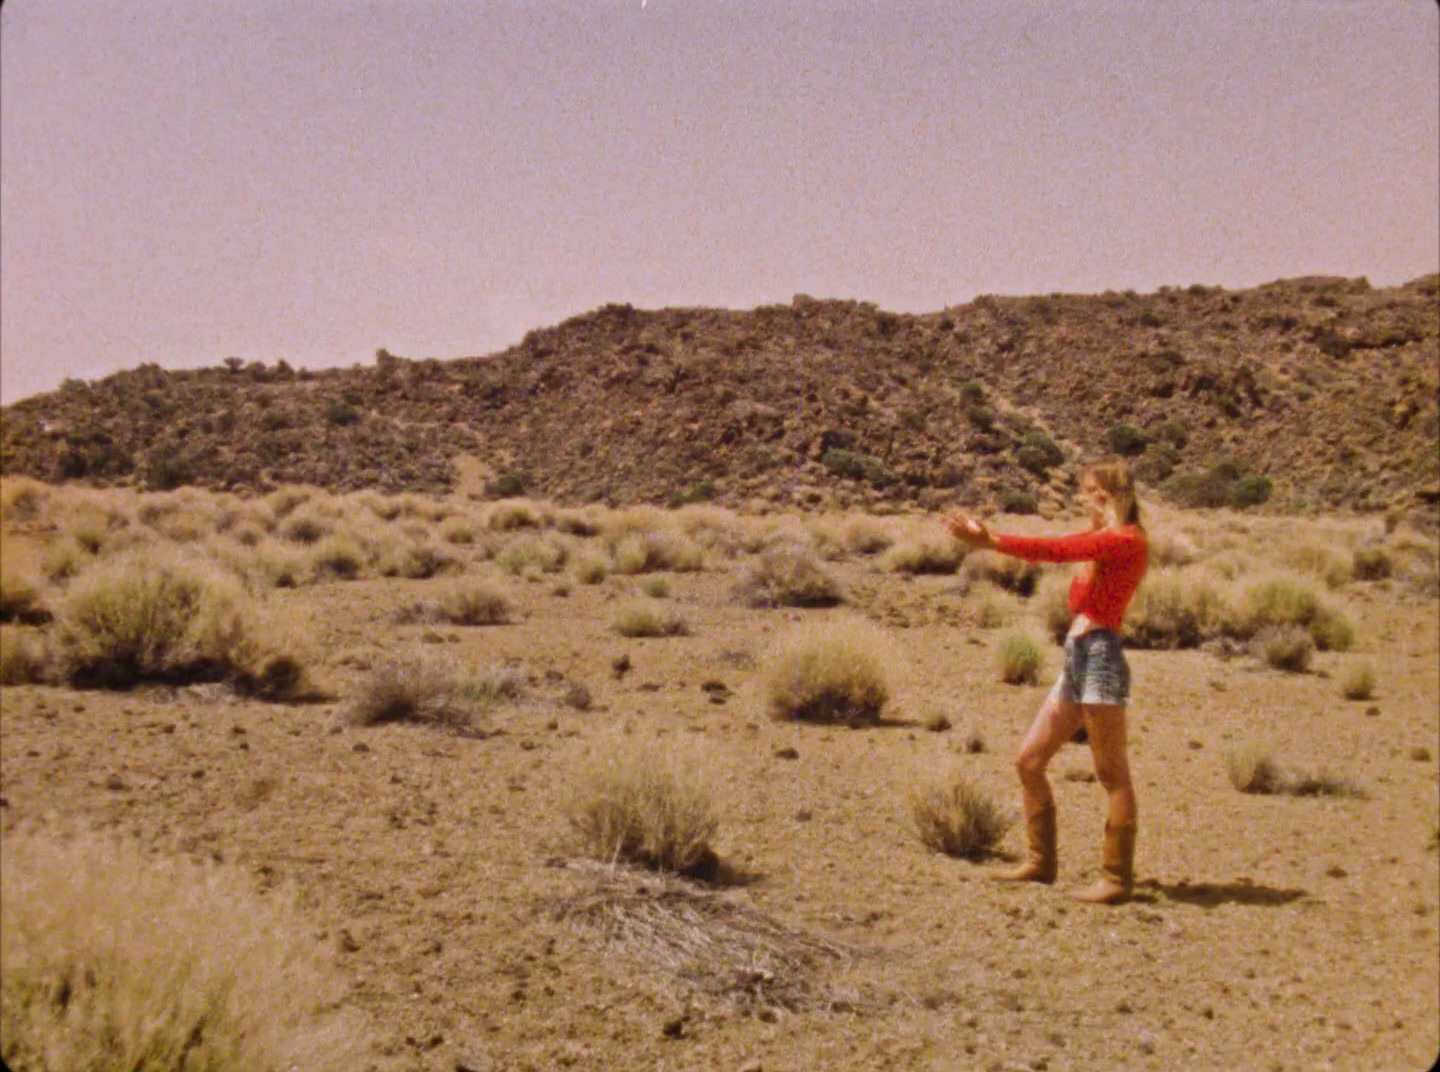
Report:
1017,431,1064,476
822,449,892,487
325,400,360,426
1107,423,1148,457
999,489,1038,515
1230,474,1273,509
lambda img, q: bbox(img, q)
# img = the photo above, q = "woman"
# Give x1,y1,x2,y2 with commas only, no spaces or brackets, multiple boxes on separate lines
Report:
942,457,1148,905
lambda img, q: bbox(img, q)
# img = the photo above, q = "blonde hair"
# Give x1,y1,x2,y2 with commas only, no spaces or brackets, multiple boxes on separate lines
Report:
1084,456,1143,529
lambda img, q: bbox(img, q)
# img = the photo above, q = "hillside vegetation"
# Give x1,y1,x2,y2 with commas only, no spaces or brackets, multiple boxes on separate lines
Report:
2,274,1436,516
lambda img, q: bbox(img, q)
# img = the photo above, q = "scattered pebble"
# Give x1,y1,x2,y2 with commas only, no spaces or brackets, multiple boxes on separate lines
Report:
774,746,799,760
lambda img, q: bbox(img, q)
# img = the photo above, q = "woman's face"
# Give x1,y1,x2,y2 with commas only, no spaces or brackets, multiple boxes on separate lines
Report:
1080,474,1109,525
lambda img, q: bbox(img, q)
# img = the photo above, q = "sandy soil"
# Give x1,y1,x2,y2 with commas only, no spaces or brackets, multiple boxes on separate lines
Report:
2,510,1437,1072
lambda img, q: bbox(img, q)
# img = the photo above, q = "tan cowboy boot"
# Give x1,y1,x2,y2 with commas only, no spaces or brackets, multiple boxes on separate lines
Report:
993,803,1057,884
1068,821,1136,905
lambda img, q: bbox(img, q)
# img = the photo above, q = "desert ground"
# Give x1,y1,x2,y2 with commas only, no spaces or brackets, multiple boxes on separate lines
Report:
1,479,1437,1072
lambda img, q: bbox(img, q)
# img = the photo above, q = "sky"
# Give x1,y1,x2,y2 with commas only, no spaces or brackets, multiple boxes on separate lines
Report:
2,1,1436,404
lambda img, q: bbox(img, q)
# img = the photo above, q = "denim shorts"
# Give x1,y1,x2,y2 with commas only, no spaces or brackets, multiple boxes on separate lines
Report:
1050,628,1131,707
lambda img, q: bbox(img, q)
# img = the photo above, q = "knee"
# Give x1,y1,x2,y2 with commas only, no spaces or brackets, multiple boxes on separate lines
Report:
1015,751,1049,781
1094,762,1132,792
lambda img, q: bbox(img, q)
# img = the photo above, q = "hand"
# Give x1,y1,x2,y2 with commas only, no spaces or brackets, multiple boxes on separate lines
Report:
941,511,993,549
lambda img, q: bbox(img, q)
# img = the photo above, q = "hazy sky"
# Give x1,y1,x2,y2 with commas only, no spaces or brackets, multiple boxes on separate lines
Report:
2,1,1436,403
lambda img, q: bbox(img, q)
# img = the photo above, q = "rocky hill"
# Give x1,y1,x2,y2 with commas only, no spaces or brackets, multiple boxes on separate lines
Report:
2,273,1436,516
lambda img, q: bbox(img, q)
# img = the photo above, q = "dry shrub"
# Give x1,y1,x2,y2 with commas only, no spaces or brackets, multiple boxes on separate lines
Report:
52,551,252,688
881,534,962,575
265,486,313,517
1,477,49,522
399,583,511,626
0,626,51,686
733,542,842,608
279,507,330,545
642,576,670,598
960,550,1041,597
910,774,1013,859
377,541,460,580
844,516,894,555
612,602,690,638
1122,568,1225,649
1350,545,1393,581
40,539,94,584
998,633,1043,685
1283,544,1352,589
611,529,704,574
251,540,307,589
440,515,480,545
553,863,854,1014
1227,744,1284,794
308,533,367,581
487,498,548,531
1253,624,1315,673
804,519,848,562
1340,663,1377,701
1387,536,1439,596
1203,549,1253,581
358,492,405,521
765,619,891,725
969,583,1016,629
574,554,610,584
1288,772,1367,799
0,548,48,624
566,739,719,875
457,663,526,707
1224,572,1355,651
0,827,364,1072
675,505,745,555
348,656,472,729
1147,528,1197,568
555,508,603,537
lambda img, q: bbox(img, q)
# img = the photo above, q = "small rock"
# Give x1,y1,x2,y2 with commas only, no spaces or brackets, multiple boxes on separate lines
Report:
455,1052,491,1072
104,773,127,792
352,742,371,753
738,1061,762,1072
774,746,799,760
1409,746,1432,762
337,929,360,953
1365,706,1380,716
794,808,813,822
661,1014,687,1039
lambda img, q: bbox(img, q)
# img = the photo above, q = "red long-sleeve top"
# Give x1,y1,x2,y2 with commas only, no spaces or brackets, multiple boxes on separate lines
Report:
992,525,1149,630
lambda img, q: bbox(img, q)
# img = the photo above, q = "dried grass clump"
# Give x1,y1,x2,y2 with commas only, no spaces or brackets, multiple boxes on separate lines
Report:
457,663,526,707
347,656,472,730
1283,544,1352,589
675,505,745,555
440,515,480,545
567,741,719,876
308,534,367,581
998,633,1043,686
264,486,314,519
1224,573,1355,651
1253,624,1315,672
398,583,511,626
881,535,962,575
969,584,1016,629
611,529,705,575
1123,568,1225,649
487,498,548,531
52,552,247,688
961,550,1041,597
0,827,364,1072
0,626,51,686
612,602,690,638
279,508,331,545
1350,545,1393,581
574,554,610,584
1340,663,1377,701
1147,528,1197,568
733,542,843,608
1,477,49,522
844,516,894,556
765,620,891,725
0,548,48,624
377,542,461,580
552,863,855,1014
1226,744,1284,794
910,774,1013,860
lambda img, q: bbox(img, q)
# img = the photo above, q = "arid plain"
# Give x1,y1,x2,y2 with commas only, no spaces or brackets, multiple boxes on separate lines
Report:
1,478,1437,1072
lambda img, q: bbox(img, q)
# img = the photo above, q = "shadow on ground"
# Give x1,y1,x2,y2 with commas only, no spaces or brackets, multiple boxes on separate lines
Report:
1136,879,1310,908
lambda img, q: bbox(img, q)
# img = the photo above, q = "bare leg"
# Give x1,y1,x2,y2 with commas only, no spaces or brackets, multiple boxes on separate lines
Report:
1014,685,1085,814
1082,704,1136,825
